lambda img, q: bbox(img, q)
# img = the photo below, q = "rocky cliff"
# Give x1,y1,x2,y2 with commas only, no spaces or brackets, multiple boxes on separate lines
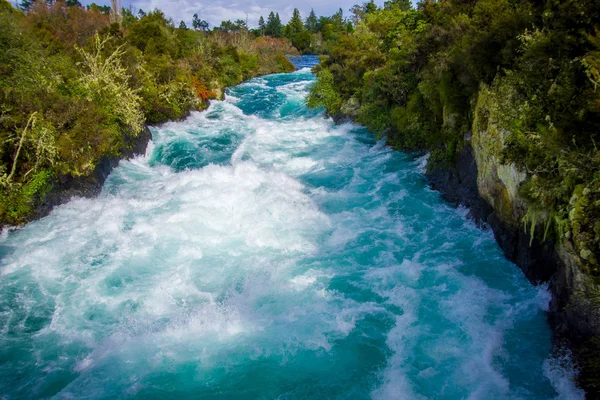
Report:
427,81,600,395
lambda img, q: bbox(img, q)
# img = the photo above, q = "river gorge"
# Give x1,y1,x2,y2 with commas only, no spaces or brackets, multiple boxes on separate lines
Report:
0,57,584,399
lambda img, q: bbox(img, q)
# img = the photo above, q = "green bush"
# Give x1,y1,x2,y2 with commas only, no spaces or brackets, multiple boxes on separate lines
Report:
0,0,297,226
306,69,342,113
307,0,600,281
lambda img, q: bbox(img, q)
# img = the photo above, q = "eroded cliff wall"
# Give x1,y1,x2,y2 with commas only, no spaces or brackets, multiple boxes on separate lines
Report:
428,81,600,394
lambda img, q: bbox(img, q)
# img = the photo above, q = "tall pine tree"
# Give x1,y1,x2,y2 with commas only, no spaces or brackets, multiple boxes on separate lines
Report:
332,7,344,30
265,12,283,37
305,9,318,33
284,8,304,39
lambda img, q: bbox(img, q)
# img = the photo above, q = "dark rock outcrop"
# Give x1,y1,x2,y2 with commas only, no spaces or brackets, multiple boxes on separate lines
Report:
427,140,600,397
32,126,152,221
427,143,562,283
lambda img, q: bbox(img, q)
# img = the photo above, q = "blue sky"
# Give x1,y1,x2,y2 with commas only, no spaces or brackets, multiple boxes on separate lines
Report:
79,0,390,29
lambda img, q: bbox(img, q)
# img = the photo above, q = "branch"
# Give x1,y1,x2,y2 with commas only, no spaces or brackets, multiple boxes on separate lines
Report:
7,112,37,183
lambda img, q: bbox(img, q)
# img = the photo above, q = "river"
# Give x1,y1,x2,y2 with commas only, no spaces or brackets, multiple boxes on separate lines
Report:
0,56,584,399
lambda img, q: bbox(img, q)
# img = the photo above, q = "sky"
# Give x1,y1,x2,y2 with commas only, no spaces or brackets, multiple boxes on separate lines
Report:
80,0,389,29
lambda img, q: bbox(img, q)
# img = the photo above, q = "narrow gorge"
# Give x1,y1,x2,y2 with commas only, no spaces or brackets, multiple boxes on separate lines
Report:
0,58,584,399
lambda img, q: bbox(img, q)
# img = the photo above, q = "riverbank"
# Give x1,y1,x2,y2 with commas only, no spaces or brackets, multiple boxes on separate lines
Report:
5,57,298,230
0,63,580,399
0,0,296,228
326,96,597,397
425,140,600,397
326,97,598,396
306,1,600,394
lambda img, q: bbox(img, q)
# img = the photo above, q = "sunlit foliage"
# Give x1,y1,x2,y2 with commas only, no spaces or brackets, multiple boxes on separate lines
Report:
0,0,296,225
309,0,600,282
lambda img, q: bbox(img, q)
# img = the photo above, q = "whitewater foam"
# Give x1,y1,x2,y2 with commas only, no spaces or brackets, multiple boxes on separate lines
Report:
0,60,583,399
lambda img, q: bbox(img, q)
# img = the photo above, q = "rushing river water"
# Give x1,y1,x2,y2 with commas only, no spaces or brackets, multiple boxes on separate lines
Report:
0,57,584,399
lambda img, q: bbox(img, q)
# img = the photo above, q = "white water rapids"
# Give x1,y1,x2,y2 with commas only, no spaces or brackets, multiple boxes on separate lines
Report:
0,64,584,399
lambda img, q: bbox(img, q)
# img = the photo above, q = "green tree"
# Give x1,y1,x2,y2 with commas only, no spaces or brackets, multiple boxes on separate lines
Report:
350,1,377,25
234,19,247,31
265,11,283,37
192,13,208,31
126,9,178,57
307,69,341,112
216,20,241,32
305,9,318,33
87,3,111,15
258,15,265,35
284,8,304,39
331,8,345,31
384,0,411,11
122,8,138,27
293,30,312,53
178,20,187,30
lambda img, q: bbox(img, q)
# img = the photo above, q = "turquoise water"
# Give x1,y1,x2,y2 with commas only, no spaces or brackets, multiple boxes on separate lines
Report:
0,59,583,399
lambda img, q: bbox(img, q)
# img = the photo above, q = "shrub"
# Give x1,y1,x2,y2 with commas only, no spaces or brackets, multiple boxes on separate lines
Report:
0,0,297,226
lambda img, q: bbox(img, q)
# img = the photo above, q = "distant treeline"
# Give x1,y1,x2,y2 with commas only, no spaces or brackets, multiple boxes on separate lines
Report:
156,7,352,55
182,7,356,55
16,0,363,54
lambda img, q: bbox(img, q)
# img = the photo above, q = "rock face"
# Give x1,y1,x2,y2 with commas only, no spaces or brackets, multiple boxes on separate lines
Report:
31,126,152,221
428,142,600,393
427,83,600,395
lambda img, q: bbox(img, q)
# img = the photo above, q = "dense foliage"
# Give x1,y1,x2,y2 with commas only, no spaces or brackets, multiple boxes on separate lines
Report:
307,1,600,390
0,0,295,226
309,0,600,284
